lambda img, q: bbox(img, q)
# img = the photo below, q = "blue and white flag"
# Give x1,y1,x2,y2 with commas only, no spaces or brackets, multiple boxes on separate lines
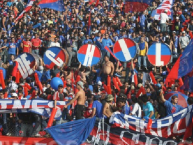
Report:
109,105,193,139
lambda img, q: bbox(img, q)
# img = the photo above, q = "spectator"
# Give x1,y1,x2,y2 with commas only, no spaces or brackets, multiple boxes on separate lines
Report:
101,33,113,57
160,10,169,32
179,31,189,52
16,0,24,14
8,37,18,58
117,97,130,115
103,94,115,119
160,90,184,116
31,33,41,55
91,95,103,118
8,77,18,93
50,37,60,47
129,96,142,118
141,94,155,119
138,36,148,70
21,36,32,53
18,113,34,137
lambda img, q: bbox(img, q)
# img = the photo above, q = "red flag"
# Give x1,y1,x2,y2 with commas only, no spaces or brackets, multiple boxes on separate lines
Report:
165,55,181,84
95,0,99,6
89,0,95,5
149,71,157,84
88,12,91,28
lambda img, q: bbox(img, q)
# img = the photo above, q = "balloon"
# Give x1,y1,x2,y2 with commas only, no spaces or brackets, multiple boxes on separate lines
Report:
50,77,64,90
0,70,5,89
16,71,20,84
12,61,18,77
0,67,6,79
26,95,31,99
47,108,58,128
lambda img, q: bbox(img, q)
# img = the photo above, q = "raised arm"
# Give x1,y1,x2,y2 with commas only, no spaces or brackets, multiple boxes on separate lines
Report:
160,90,166,103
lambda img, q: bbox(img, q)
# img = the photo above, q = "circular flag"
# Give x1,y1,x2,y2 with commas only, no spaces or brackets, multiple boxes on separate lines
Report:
15,53,37,79
113,38,137,62
147,43,171,67
77,44,101,66
43,47,69,69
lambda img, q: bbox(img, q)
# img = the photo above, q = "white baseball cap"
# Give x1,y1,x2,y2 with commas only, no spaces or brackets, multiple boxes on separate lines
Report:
77,81,84,89
98,81,102,86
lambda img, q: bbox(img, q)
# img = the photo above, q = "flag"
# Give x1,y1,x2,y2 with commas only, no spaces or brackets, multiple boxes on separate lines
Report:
95,39,104,50
165,39,193,83
124,0,152,12
86,120,178,145
88,12,91,35
38,0,65,12
109,106,193,139
181,75,193,92
15,0,35,21
151,0,174,20
95,0,99,6
104,46,118,61
0,99,66,120
45,117,96,145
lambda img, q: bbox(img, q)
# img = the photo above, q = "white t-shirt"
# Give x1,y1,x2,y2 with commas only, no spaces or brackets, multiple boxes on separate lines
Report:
50,42,60,47
160,13,169,24
131,103,142,118
8,81,18,92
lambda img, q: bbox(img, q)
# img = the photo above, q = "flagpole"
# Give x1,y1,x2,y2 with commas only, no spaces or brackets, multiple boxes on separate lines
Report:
102,116,104,144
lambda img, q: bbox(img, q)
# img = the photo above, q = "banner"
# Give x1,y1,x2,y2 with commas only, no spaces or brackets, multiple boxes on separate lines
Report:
0,100,66,119
86,120,178,145
124,0,152,12
109,105,193,139
0,100,65,109
0,136,57,145
151,0,174,20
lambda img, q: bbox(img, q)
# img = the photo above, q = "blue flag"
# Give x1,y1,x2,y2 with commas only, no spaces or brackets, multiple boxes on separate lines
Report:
95,39,104,51
166,39,193,82
45,117,96,145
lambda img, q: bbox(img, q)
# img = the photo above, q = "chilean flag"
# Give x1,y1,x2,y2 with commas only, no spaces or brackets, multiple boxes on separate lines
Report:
38,0,65,12
165,39,193,83
124,0,152,12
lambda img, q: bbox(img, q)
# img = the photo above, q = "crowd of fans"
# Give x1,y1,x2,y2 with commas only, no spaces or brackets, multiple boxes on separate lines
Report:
0,0,193,141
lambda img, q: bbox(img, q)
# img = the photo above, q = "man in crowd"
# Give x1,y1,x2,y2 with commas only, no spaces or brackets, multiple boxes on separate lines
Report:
101,55,114,82
138,36,148,70
64,81,86,120
160,90,184,116
141,94,155,119
31,33,41,55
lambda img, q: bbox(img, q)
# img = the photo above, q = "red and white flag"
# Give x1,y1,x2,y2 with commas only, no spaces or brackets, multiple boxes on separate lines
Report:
15,0,35,21
151,0,173,20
